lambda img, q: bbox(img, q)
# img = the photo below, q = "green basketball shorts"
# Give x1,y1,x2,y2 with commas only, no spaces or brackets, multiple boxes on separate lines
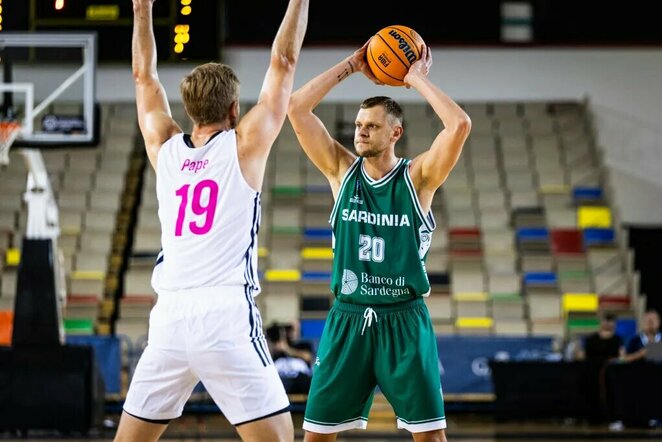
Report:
303,298,446,434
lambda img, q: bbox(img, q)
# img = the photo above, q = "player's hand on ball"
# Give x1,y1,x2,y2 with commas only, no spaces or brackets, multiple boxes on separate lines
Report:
351,40,384,85
404,45,432,89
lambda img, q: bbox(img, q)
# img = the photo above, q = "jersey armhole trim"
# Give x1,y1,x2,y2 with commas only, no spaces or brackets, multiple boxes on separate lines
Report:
329,157,361,228
229,130,263,194
404,164,436,232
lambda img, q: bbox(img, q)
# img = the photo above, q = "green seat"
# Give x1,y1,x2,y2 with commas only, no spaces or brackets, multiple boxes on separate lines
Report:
567,317,599,332
271,226,302,235
64,318,95,335
272,186,304,197
558,270,591,280
490,292,522,302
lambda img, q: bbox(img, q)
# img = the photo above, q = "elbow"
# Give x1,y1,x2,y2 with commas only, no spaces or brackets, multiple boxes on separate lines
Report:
451,115,472,139
458,114,472,135
133,70,157,86
272,52,298,75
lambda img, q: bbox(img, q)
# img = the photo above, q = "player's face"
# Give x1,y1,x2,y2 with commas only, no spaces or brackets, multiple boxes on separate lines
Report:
354,106,397,158
644,312,660,333
601,319,615,333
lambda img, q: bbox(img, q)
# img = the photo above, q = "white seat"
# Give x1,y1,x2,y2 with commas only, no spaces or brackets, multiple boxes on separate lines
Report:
450,269,486,293
488,272,521,294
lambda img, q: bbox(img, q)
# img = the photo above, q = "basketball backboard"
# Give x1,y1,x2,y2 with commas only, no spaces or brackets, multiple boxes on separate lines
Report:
0,32,99,148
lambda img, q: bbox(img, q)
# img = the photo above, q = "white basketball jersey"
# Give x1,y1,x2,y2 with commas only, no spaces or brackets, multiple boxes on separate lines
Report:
151,130,261,295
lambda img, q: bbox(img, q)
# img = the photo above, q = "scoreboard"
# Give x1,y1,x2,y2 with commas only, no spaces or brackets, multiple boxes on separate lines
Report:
3,0,220,62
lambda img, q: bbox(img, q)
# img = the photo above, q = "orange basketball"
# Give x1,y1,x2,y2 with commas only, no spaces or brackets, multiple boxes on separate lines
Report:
366,25,425,87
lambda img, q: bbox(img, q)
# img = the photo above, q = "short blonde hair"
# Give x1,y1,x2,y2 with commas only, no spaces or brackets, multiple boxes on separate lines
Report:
180,63,240,126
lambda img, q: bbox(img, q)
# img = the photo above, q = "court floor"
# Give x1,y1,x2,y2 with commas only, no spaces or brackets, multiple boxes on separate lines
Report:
1,412,660,441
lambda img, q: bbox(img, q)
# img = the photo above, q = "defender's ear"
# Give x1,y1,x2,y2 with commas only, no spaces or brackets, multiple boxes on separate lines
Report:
230,100,240,120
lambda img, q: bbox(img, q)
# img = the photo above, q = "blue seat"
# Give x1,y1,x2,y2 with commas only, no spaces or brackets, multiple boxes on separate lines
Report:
517,227,550,242
304,227,332,241
616,318,637,343
583,228,615,246
301,318,326,339
523,271,557,286
302,271,332,282
573,186,603,202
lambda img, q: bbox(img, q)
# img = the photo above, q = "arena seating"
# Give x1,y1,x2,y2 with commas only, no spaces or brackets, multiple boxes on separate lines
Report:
0,99,644,401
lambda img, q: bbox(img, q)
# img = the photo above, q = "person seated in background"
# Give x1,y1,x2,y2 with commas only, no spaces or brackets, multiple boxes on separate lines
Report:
606,309,662,431
575,312,625,424
622,309,661,363
577,312,625,364
266,321,315,394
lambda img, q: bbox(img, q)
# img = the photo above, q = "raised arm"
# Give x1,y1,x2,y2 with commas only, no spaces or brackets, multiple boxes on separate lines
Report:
406,46,472,211
236,0,309,188
132,0,181,171
288,42,380,194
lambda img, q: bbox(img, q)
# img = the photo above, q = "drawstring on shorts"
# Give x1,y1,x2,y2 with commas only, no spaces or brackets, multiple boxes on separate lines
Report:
361,307,378,335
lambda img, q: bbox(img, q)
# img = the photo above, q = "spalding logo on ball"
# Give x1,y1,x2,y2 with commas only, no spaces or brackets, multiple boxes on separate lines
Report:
367,25,425,87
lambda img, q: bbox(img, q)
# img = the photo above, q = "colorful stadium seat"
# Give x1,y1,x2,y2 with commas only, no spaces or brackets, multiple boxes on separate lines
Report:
582,228,615,247
550,228,584,254
562,292,598,316
577,206,612,228
523,271,557,286
572,186,604,204
264,269,301,282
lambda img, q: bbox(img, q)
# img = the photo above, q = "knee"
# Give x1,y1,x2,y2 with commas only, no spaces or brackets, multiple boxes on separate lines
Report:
413,430,446,442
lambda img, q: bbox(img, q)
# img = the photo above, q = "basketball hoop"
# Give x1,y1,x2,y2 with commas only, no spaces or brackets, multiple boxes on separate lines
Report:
0,120,21,166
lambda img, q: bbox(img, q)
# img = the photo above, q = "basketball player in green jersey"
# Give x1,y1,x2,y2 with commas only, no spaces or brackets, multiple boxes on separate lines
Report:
288,41,470,442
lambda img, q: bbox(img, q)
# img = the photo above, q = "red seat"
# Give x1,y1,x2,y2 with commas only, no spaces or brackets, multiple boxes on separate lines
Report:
449,228,482,253
450,249,483,258
599,295,631,309
550,229,584,254
449,227,481,238
67,295,100,305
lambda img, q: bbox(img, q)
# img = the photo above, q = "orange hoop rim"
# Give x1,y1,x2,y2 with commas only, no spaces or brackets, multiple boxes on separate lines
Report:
0,121,22,137
0,121,21,164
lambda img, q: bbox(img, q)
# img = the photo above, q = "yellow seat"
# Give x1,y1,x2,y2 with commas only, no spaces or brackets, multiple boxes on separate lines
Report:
453,292,489,302
265,269,301,282
60,227,82,235
258,247,269,258
301,247,333,260
577,206,612,228
562,292,598,316
455,317,494,329
5,248,20,266
69,271,105,280
540,184,570,194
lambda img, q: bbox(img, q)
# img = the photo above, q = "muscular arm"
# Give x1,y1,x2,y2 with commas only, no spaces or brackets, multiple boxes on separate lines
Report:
132,0,181,171
288,42,380,196
406,47,471,212
236,0,309,190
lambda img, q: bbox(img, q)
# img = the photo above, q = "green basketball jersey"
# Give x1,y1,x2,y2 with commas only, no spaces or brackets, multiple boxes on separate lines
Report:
329,157,436,304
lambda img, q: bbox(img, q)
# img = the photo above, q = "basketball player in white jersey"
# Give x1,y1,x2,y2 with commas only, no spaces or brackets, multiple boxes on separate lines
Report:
115,1,309,441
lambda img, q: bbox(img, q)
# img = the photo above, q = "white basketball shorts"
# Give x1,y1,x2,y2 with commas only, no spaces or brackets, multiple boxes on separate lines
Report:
122,285,289,425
